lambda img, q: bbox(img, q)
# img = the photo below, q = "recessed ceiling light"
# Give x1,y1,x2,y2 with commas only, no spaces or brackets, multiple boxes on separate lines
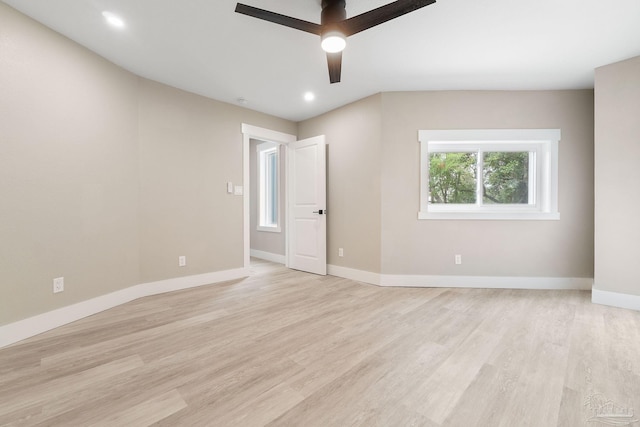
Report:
102,11,125,28
304,92,315,102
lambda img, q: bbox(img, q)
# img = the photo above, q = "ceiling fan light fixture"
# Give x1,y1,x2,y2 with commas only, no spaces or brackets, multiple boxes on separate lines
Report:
321,31,346,53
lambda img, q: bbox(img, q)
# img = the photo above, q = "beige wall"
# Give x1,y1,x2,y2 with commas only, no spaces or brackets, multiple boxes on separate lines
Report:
249,140,286,256
594,56,640,296
298,90,594,278
0,3,140,325
138,81,294,283
380,91,594,277
0,3,295,325
298,95,383,273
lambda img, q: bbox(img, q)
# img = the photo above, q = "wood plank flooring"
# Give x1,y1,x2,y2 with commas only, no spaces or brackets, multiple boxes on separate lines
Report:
1,259,639,426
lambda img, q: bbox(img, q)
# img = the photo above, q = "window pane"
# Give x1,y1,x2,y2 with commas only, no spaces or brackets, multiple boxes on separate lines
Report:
267,151,277,225
429,152,477,204
258,144,279,230
482,152,529,204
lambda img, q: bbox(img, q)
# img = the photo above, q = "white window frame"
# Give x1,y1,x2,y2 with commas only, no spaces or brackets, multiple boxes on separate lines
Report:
419,129,560,220
256,142,281,232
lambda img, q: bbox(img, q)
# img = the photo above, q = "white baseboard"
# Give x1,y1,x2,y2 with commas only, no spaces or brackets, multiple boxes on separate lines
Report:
0,268,248,349
327,265,381,285
250,249,286,265
328,264,592,290
592,288,640,312
380,274,592,290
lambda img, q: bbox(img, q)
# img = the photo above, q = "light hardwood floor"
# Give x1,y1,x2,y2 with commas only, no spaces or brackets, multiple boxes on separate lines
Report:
1,259,639,426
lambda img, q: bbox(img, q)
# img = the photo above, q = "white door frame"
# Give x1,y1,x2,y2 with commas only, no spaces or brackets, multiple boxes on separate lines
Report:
241,124,296,270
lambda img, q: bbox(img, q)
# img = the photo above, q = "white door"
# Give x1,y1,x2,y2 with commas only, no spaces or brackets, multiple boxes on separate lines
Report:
288,136,327,275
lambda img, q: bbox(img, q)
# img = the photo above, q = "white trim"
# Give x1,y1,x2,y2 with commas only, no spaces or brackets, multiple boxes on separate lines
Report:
592,288,640,312
0,268,248,349
328,264,591,290
380,274,591,290
256,225,281,233
418,129,560,221
250,249,286,264
418,211,560,220
327,264,381,285
419,129,561,142
241,124,297,144
241,124,296,270
256,142,282,232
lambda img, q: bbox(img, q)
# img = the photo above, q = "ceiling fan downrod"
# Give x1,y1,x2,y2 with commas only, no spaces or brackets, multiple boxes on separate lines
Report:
321,0,346,26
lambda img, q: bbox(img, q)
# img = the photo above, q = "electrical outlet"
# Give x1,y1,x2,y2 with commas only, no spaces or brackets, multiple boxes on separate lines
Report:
179,256,187,267
53,277,64,293
455,254,462,265
338,248,344,257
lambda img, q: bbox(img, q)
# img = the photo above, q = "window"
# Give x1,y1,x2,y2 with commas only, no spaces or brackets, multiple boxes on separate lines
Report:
419,129,560,220
257,142,281,232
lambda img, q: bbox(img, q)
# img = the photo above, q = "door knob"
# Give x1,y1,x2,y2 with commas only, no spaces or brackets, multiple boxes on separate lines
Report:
313,209,326,215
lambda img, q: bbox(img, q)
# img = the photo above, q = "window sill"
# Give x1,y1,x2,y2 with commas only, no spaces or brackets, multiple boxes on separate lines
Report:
257,225,281,233
418,211,560,221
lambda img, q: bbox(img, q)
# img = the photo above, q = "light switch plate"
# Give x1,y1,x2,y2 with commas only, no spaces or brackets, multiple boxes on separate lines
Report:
234,185,243,196
227,182,233,194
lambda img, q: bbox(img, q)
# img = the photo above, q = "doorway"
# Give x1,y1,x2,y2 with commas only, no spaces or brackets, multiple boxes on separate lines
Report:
241,124,296,270
249,138,287,265
241,124,327,275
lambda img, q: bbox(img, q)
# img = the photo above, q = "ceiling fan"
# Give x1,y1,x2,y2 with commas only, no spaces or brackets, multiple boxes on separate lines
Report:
235,0,436,84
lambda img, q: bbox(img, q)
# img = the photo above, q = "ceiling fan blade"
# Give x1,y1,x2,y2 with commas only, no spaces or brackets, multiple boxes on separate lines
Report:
340,0,436,36
327,51,342,84
235,3,322,35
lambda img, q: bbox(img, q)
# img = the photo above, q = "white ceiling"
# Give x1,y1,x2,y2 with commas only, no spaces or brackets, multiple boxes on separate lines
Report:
3,0,640,121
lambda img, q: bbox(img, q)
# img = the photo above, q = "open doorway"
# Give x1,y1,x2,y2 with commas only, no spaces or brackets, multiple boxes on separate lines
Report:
241,124,327,275
241,124,296,270
249,138,286,264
